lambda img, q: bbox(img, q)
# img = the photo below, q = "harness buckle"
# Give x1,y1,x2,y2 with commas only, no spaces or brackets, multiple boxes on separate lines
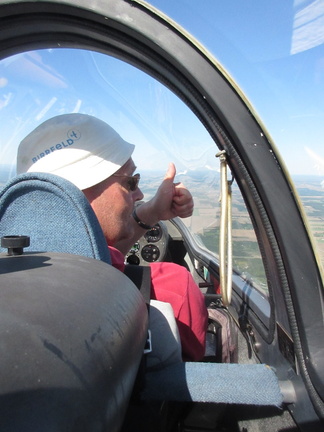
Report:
144,329,152,354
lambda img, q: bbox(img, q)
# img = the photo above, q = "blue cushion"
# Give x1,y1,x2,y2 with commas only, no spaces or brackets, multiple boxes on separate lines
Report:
0,172,111,264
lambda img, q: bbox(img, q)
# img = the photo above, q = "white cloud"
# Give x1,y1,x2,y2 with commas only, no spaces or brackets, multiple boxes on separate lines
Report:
291,0,324,54
305,146,324,175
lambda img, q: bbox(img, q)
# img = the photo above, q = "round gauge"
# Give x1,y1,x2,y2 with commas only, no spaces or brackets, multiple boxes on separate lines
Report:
144,225,162,243
141,244,160,262
126,254,140,265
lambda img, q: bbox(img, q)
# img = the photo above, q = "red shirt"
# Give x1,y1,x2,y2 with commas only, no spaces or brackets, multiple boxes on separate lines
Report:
109,246,208,361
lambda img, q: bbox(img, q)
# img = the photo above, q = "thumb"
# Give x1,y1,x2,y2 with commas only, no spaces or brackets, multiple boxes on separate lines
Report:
164,162,176,181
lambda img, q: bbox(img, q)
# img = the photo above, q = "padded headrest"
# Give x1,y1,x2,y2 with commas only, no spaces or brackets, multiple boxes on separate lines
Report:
0,172,111,263
0,251,148,431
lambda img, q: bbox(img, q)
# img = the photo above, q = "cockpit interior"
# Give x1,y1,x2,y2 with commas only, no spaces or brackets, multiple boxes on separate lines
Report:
0,1,323,431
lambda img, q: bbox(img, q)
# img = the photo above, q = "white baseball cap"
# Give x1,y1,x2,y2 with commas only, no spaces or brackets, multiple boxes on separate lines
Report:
17,113,135,190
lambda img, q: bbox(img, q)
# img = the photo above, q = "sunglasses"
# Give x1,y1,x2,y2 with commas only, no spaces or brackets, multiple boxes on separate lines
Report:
112,173,140,191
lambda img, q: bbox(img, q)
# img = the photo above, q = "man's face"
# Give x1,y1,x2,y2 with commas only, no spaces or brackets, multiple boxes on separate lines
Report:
83,158,144,245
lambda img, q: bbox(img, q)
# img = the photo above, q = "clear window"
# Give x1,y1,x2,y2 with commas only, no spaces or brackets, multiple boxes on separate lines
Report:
0,48,268,293
149,0,324,281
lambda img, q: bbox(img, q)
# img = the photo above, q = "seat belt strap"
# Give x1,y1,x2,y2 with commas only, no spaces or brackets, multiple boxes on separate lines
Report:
124,264,151,305
124,264,152,353
124,264,152,398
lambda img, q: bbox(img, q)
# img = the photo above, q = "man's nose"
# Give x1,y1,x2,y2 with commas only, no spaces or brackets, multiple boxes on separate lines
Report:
133,187,144,201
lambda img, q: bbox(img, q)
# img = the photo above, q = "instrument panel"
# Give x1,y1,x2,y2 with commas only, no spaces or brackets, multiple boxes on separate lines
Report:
126,221,169,266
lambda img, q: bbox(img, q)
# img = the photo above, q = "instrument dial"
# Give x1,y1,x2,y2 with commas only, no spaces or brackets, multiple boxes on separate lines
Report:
141,244,160,262
144,225,162,243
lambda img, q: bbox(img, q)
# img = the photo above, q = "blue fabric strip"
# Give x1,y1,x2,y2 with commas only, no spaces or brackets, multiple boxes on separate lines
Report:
143,362,283,407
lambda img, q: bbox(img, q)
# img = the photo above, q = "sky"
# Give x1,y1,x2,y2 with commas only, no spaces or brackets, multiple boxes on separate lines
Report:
0,49,218,177
148,0,324,177
0,0,323,179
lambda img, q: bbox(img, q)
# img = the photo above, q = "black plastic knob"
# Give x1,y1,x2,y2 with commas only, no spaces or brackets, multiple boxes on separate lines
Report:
1,235,30,255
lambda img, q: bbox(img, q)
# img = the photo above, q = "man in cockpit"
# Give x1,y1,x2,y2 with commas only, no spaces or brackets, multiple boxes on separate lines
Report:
17,113,208,362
